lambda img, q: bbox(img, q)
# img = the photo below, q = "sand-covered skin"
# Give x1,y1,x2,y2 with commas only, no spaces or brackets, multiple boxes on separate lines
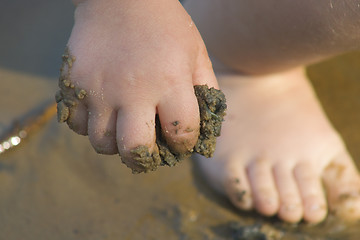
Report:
56,48,227,174
55,47,87,127
194,85,227,157
127,85,227,174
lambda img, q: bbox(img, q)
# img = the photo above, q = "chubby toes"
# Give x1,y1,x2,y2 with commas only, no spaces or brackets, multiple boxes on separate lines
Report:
224,154,360,224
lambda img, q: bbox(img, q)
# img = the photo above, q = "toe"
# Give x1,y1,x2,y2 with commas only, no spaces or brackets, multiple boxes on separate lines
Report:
273,163,303,223
248,158,279,216
116,105,158,170
294,162,327,223
192,54,219,89
157,84,200,154
87,105,118,154
323,151,360,222
224,156,253,210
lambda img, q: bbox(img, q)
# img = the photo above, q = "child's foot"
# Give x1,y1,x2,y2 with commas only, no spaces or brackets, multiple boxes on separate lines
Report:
62,0,218,172
197,67,360,223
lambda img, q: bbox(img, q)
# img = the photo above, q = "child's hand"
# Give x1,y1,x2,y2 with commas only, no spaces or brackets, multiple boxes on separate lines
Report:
61,0,218,172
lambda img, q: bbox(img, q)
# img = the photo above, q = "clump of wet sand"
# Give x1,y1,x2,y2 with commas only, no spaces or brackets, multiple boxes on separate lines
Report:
55,47,87,126
130,85,227,173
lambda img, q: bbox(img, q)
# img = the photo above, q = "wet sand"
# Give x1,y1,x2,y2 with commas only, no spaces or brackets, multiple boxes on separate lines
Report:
1,1,360,239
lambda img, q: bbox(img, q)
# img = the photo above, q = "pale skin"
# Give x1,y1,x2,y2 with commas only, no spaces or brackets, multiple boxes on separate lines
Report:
66,0,360,223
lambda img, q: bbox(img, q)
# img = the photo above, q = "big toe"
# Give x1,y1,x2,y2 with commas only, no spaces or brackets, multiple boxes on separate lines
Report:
323,151,360,222
157,84,200,154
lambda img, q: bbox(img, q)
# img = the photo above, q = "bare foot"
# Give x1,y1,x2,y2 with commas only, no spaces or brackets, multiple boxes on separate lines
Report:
197,67,360,223
62,0,218,172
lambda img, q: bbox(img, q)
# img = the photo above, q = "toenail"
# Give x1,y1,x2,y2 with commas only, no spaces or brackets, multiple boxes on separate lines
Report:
309,204,319,211
308,204,325,212
264,198,276,206
282,203,300,212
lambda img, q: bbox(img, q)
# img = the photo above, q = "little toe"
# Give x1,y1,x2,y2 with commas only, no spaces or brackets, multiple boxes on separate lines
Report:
116,105,158,172
87,106,117,154
224,157,253,210
294,162,327,223
157,84,200,154
248,158,279,216
323,151,360,221
274,163,303,223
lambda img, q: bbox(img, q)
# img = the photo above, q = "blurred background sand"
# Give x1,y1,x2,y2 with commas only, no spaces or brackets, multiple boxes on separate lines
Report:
1,1,360,239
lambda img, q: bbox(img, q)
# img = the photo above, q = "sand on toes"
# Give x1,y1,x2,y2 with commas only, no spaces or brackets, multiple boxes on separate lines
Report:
196,67,360,223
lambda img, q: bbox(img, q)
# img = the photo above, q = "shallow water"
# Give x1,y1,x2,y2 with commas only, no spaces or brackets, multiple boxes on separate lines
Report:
1,1,360,239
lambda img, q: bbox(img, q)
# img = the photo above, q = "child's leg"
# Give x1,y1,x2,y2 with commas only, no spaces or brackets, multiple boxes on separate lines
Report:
184,0,360,223
185,0,360,74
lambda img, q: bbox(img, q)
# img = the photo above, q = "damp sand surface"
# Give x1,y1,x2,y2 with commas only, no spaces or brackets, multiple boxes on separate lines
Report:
2,53,360,239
